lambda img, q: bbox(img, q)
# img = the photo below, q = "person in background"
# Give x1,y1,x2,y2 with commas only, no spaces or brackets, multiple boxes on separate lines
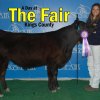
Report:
85,3,100,91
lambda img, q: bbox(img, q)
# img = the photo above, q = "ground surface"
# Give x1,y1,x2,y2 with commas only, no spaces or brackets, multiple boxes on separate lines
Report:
0,80,100,100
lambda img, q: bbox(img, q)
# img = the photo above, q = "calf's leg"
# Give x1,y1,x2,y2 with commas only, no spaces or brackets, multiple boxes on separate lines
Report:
0,58,9,97
47,66,59,92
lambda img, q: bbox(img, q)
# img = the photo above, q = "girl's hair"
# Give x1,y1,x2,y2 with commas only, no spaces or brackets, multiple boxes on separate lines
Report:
88,3,100,22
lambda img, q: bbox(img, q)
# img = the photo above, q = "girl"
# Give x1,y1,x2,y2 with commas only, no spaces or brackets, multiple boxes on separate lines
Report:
85,3,100,91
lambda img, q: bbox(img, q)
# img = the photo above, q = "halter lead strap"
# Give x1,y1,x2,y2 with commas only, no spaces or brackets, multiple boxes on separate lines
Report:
76,14,79,85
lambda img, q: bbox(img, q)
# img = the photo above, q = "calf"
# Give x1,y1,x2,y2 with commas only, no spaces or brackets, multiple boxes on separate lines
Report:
0,20,95,97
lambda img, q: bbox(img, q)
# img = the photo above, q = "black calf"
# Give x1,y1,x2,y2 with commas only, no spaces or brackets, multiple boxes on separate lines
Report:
0,20,95,96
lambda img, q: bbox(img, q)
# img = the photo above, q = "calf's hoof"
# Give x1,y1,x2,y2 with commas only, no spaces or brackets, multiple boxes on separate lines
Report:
0,94,4,98
5,88,10,92
57,87,61,90
51,89,57,93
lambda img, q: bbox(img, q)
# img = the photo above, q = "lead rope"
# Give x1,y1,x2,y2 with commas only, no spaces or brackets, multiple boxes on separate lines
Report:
76,14,79,85
76,42,79,84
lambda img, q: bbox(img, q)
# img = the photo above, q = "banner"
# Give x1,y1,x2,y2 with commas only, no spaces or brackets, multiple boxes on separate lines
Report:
0,0,99,79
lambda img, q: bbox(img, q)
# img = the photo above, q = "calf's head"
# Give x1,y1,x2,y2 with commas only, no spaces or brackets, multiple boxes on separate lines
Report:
74,20,96,43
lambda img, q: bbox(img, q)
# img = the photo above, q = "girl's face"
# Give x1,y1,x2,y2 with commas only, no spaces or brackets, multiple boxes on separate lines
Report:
92,6,100,17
